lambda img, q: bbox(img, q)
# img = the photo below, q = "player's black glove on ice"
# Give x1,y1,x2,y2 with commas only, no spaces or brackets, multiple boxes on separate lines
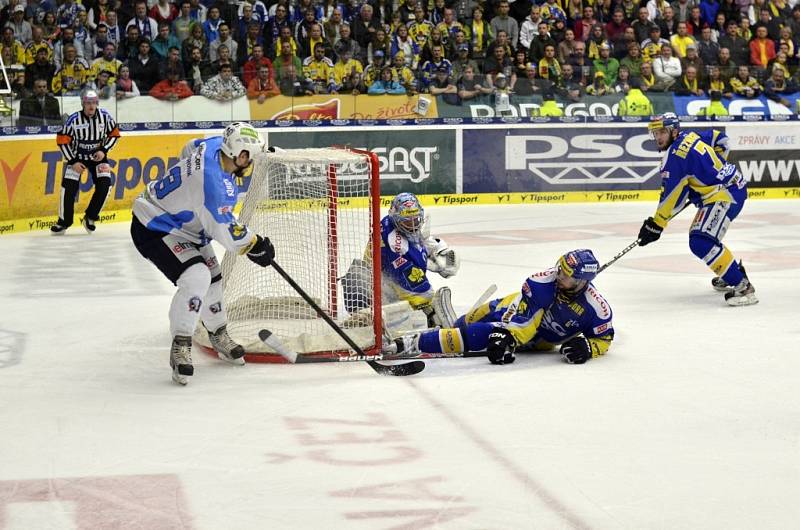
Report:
638,217,663,246
487,328,515,365
560,337,592,364
247,235,275,267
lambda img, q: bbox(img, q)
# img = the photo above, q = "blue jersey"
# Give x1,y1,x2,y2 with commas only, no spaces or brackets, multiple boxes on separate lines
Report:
379,215,433,309
132,137,255,253
465,268,614,348
653,130,745,229
696,129,729,158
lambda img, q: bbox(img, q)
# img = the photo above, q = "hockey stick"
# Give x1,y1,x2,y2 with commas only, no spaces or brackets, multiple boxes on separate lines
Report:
600,201,695,273
261,329,485,362
598,240,638,273
268,260,425,376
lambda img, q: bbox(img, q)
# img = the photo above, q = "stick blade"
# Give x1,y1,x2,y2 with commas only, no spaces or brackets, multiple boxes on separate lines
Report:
368,360,425,376
258,329,298,363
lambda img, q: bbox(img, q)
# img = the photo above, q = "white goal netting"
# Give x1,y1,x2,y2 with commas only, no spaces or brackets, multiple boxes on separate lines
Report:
194,147,382,360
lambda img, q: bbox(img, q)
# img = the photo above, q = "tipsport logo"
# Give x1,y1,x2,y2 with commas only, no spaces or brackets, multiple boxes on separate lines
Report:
0,153,32,205
505,132,662,185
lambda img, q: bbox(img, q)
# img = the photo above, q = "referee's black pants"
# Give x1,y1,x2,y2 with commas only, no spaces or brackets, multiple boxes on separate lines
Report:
57,159,112,227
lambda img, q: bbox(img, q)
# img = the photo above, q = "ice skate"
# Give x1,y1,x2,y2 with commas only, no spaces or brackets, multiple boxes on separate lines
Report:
724,278,758,307
712,262,747,292
208,324,246,366
81,217,96,234
50,222,68,235
170,335,194,385
388,333,422,356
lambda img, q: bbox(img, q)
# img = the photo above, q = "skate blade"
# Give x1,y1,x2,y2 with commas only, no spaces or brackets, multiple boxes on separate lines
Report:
713,284,733,292
172,372,189,385
217,351,246,366
725,294,759,307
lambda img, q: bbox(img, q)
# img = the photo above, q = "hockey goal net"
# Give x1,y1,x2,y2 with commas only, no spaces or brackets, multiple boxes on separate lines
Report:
194,147,382,362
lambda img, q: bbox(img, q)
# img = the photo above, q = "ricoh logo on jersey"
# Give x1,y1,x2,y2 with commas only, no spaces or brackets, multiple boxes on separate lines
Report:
505,132,662,185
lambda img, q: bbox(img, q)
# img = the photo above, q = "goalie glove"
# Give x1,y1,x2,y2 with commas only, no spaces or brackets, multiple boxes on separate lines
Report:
425,237,460,278
246,234,275,267
560,336,592,364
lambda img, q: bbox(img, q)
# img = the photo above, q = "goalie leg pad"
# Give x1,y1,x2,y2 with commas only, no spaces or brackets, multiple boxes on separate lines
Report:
431,286,457,328
341,258,373,313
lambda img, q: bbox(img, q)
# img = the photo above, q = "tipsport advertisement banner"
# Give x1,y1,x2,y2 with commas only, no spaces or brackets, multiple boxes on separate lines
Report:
462,125,664,194
268,129,457,196
0,133,197,228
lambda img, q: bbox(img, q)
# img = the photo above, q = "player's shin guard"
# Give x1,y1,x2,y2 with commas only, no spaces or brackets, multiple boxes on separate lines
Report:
199,277,245,364
689,234,744,287
169,263,211,337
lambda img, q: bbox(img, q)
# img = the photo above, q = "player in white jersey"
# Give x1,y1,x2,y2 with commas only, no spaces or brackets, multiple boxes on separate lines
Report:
130,122,275,385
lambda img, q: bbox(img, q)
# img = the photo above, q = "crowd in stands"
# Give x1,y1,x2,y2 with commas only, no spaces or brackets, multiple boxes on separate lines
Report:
2,0,800,123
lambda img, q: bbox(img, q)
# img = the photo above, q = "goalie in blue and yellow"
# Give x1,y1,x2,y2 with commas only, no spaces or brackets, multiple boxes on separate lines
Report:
389,249,614,366
637,113,757,306
341,192,461,327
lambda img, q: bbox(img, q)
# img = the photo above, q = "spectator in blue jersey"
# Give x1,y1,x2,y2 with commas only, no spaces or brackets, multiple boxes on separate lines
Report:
367,65,406,94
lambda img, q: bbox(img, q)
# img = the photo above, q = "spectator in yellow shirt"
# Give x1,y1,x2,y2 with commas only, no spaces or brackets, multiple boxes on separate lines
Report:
670,21,696,58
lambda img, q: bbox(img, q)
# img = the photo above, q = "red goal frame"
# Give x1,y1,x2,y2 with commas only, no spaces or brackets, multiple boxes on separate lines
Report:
198,147,383,364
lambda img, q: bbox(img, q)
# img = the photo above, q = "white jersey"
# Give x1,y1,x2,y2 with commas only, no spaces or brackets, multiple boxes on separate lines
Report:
132,136,255,254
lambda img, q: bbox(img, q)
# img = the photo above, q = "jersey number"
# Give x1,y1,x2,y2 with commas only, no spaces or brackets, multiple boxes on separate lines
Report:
693,142,724,172
154,166,182,199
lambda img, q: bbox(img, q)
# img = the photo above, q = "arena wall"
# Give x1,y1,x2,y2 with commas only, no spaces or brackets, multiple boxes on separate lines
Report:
1,119,798,236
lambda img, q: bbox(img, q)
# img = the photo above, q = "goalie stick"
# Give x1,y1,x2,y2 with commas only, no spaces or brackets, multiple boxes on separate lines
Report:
268,260,425,377
468,284,497,312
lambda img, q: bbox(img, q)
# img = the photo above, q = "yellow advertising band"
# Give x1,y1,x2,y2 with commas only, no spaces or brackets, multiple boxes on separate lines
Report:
0,188,795,236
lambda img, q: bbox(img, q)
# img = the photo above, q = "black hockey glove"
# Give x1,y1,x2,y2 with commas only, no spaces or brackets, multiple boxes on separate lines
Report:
560,336,592,364
638,217,663,246
486,328,516,365
246,235,275,267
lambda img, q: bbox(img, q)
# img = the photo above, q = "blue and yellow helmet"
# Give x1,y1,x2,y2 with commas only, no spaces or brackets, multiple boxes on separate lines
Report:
648,112,680,134
389,192,426,243
558,249,600,282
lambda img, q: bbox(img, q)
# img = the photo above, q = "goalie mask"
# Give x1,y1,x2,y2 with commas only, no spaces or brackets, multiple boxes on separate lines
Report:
556,249,599,296
389,192,426,243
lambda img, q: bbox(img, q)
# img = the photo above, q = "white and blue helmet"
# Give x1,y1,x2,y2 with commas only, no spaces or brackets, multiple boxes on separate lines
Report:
221,122,265,159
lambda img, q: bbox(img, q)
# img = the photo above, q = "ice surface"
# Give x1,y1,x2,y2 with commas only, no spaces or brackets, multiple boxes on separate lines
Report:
0,201,798,530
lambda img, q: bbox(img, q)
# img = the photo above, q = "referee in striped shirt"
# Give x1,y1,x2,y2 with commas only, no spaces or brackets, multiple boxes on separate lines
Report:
51,89,121,234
